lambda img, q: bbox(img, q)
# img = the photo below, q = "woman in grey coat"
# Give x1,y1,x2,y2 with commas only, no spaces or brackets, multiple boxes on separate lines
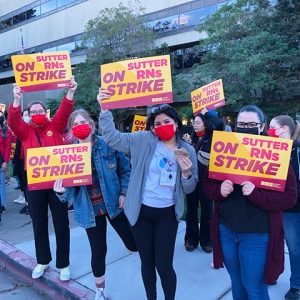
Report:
98,87,197,300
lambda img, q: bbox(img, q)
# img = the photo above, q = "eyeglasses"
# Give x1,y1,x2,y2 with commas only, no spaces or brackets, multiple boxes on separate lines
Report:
236,122,262,128
192,121,201,126
29,109,46,116
151,104,171,114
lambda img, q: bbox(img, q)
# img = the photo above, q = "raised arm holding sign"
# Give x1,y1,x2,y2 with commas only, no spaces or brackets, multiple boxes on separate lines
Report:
7,76,77,282
98,86,197,299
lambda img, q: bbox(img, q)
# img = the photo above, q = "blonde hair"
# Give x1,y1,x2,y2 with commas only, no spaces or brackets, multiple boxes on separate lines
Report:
273,115,300,140
68,109,95,134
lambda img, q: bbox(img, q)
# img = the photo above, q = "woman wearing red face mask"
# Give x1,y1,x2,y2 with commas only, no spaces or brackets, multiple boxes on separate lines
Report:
269,115,300,300
8,77,77,281
184,107,223,253
98,87,197,300
54,109,137,300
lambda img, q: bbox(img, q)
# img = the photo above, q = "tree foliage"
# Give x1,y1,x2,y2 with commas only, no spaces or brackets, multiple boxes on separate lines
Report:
174,0,300,117
72,1,159,117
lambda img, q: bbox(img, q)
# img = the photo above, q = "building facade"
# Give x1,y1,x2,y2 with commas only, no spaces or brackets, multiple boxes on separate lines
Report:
0,0,232,109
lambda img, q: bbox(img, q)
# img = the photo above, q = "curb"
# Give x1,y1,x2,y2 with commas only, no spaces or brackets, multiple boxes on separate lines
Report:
0,240,95,300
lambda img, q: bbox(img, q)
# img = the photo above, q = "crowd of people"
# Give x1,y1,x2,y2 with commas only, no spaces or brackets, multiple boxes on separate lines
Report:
0,81,299,300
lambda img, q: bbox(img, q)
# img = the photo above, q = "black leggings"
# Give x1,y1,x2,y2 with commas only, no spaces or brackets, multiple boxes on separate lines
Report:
131,204,178,300
85,211,137,277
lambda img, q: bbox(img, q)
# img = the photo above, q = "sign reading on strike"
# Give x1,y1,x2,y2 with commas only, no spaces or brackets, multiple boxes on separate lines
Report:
26,143,92,191
100,55,173,109
208,131,292,192
191,79,225,116
131,115,147,132
0,103,6,112
11,50,72,92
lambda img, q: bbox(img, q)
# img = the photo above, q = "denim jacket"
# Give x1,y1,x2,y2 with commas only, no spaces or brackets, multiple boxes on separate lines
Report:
57,135,131,228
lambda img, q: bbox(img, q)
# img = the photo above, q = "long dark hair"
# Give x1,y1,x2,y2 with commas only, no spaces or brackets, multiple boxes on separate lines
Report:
272,115,300,141
146,105,183,141
191,113,214,152
0,111,8,139
237,105,268,136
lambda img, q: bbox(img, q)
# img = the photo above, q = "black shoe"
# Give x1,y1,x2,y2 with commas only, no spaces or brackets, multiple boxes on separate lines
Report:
203,246,213,253
184,240,195,252
68,204,74,212
285,288,300,300
0,206,5,213
19,205,29,214
25,209,30,215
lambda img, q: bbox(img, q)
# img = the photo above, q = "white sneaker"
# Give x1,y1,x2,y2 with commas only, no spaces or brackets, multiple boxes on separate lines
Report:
32,264,48,279
60,266,71,281
95,287,107,300
14,195,25,204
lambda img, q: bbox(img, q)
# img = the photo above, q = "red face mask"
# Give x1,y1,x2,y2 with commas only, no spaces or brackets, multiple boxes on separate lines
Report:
154,124,176,141
72,123,91,140
31,114,47,125
197,131,205,137
267,127,282,138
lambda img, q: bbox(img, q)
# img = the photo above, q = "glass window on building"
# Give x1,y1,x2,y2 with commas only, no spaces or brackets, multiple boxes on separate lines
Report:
1,58,11,69
74,40,85,52
41,0,57,15
0,18,13,29
13,12,26,24
57,0,74,8
26,7,40,19
153,15,179,33
179,5,216,27
43,46,57,53
57,42,76,53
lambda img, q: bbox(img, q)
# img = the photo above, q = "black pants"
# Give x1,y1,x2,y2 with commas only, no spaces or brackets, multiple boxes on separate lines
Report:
185,181,213,249
131,204,178,300
85,211,137,277
16,159,28,200
26,187,70,268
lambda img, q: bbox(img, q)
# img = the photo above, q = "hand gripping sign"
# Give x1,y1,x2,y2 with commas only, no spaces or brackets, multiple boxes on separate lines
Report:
191,79,225,116
131,115,147,132
208,131,292,192
11,50,72,92
100,55,173,109
26,143,92,191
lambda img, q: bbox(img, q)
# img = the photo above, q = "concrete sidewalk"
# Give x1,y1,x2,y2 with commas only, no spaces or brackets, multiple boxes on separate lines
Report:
0,178,292,299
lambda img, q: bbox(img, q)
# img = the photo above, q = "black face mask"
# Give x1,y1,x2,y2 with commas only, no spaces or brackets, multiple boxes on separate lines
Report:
235,127,259,135
0,116,4,124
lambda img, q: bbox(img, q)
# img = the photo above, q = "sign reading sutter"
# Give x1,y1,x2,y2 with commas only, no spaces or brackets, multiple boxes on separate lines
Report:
191,79,225,116
208,131,292,192
100,55,173,109
11,50,72,92
26,143,92,191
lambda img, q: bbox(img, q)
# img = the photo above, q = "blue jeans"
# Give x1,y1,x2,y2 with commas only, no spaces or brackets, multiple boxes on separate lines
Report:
219,224,270,300
283,212,300,289
0,171,6,207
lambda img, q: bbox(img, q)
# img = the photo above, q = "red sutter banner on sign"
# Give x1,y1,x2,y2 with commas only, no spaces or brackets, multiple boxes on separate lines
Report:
100,55,173,109
191,79,225,116
11,51,72,92
26,143,92,191
208,131,292,192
